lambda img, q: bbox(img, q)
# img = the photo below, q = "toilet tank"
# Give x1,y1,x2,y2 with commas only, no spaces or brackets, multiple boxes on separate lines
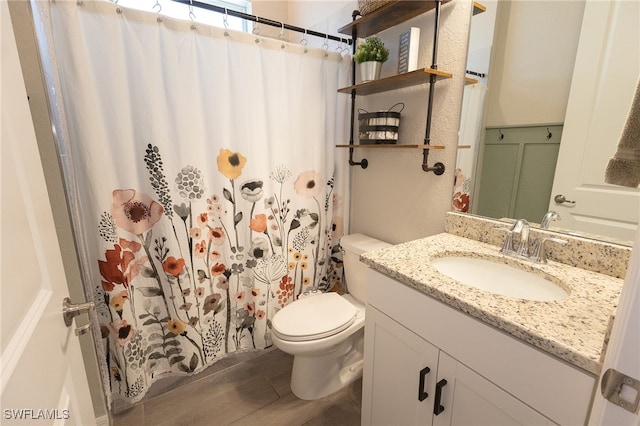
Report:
340,234,391,303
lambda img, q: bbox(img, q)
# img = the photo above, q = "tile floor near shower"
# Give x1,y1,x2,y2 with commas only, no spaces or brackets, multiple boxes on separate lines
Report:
112,348,362,426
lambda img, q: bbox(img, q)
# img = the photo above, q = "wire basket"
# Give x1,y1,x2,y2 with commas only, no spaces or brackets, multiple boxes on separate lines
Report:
358,103,404,145
358,0,393,15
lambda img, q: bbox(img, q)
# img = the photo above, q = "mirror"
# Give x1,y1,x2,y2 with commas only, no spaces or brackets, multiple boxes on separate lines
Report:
455,0,638,246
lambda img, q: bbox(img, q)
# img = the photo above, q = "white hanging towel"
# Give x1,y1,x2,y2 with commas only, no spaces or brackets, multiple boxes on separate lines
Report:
605,77,640,187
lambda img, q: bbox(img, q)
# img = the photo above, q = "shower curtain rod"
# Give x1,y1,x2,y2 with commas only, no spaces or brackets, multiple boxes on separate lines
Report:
171,0,352,44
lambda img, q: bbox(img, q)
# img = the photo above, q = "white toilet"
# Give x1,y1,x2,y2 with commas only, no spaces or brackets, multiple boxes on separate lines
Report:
271,233,390,400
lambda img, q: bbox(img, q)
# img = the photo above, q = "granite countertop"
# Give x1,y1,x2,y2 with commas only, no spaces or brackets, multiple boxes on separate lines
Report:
360,233,624,375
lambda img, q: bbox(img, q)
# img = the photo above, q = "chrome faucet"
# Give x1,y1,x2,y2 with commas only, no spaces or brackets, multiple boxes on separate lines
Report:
529,236,568,263
498,216,567,263
500,219,530,257
540,211,560,229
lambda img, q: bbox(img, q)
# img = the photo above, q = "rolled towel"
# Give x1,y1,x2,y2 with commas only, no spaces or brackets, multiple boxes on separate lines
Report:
605,77,640,187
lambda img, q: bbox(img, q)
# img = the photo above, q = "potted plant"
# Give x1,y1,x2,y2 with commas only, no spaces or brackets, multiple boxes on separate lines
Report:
353,36,390,82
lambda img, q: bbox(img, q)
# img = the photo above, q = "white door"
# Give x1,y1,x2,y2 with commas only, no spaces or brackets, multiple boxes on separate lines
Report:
0,3,96,424
589,229,640,425
549,0,639,241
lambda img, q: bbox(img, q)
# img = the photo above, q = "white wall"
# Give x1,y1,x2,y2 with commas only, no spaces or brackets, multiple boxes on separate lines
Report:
288,0,353,38
252,0,354,47
485,1,585,127
251,0,289,38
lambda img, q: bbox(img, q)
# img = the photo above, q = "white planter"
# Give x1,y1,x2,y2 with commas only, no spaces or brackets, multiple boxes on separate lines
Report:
359,61,383,82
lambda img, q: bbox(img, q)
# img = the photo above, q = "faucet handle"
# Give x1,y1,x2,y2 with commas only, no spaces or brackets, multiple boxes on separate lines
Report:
494,226,515,254
510,219,530,257
531,237,568,263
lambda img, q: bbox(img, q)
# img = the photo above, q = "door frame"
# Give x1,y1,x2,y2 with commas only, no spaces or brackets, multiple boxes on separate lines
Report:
7,1,108,422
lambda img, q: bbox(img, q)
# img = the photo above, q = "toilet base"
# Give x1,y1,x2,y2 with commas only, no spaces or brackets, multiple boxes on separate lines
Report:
289,329,364,400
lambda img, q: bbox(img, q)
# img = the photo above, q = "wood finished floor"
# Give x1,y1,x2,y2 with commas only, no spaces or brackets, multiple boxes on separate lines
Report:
111,348,362,426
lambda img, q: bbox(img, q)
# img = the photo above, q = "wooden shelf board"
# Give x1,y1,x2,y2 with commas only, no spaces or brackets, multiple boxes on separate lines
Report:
338,68,452,96
336,145,469,149
473,2,487,15
336,144,445,150
465,77,479,85
338,0,452,38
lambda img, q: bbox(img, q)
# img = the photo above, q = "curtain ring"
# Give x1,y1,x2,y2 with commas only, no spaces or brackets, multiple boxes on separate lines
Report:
300,29,309,53
188,0,196,21
321,34,329,50
546,127,553,140
252,17,260,35
153,0,161,13
222,8,230,36
337,38,347,54
223,8,229,28
322,34,329,57
279,23,287,49
498,129,505,140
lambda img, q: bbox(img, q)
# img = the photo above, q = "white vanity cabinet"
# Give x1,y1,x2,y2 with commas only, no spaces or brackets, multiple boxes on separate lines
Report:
361,269,596,425
363,306,553,425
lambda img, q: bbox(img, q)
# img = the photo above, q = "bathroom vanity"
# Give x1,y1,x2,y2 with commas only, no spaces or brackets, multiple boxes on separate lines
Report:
359,213,627,425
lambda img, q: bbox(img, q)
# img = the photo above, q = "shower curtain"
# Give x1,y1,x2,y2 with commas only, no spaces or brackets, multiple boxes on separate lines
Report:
34,0,350,404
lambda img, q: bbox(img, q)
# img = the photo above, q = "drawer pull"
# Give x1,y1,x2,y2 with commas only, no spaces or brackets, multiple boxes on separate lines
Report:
418,366,431,401
434,378,448,415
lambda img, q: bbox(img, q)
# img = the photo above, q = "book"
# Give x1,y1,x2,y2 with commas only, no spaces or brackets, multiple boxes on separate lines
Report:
398,27,420,74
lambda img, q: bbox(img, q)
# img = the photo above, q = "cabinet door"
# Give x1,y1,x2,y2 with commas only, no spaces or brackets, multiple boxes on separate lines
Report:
362,306,440,426
433,352,555,426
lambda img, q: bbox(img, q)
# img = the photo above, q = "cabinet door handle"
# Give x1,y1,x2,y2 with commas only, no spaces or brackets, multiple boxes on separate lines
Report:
433,378,448,415
418,366,431,401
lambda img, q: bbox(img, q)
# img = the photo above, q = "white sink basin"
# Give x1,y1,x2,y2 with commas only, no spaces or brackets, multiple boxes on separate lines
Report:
431,256,569,301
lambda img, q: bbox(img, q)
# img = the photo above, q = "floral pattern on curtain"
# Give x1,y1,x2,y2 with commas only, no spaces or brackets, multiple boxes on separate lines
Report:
34,0,350,404
97,145,344,400
96,144,342,399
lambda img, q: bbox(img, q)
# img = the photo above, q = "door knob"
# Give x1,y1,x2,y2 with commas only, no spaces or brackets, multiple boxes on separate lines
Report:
553,194,576,205
62,297,95,327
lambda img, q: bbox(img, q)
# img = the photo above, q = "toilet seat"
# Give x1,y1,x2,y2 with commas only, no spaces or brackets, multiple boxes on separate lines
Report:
272,292,357,342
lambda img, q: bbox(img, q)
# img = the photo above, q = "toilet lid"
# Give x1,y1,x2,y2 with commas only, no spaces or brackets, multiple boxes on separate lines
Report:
272,292,357,342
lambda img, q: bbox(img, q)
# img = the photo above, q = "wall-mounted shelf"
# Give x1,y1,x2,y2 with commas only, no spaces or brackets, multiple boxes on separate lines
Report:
337,144,445,149
337,145,471,149
341,1,451,174
338,68,452,96
473,2,486,15
338,0,452,38
465,77,479,85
